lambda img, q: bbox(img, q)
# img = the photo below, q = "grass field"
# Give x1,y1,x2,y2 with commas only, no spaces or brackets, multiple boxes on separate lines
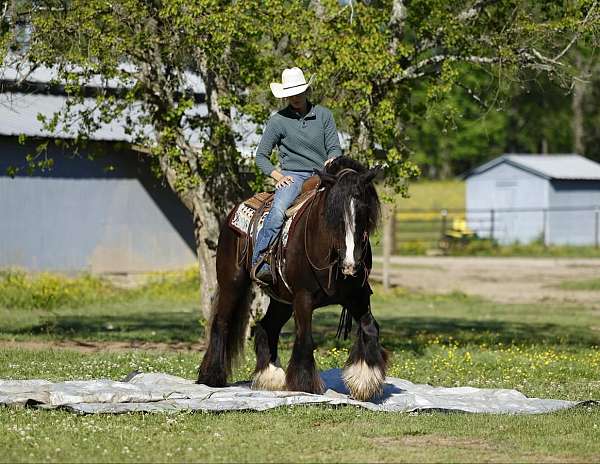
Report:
1,270,599,462
394,180,465,211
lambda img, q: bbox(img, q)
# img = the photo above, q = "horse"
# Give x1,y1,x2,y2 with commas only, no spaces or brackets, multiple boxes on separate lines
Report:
197,156,388,401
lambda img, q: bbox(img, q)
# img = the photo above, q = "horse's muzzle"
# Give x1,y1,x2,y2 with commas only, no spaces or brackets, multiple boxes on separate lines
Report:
341,263,357,276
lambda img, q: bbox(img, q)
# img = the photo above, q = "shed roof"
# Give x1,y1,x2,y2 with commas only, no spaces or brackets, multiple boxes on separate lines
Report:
0,91,260,156
464,154,600,180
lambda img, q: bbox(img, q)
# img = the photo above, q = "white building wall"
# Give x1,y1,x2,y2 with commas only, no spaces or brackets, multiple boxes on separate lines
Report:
547,180,600,245
466,163,549,244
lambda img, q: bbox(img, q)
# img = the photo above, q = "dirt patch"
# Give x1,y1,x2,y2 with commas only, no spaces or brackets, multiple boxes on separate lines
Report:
0,339,205,353
372,257,600,305
371,434,498,451
370,435,595,463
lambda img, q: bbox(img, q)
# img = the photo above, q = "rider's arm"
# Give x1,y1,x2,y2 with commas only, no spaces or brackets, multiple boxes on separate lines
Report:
255,117,282,178
323,109,343,161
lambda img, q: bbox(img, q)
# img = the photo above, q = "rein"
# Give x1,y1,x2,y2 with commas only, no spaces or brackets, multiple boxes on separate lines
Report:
304,190,338,288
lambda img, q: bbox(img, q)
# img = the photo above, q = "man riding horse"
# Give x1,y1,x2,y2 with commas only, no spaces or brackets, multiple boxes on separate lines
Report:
197,67,387,402
251,67,342,285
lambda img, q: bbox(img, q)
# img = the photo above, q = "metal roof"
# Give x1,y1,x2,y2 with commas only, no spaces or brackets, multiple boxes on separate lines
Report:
0,92,260,156
0,56,205,94
0,57,348,157
465,154,600,180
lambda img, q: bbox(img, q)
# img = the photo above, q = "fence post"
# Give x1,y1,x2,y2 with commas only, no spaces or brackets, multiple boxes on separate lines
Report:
595,207,599,249
440,209,448,240
382,203,395,290
390,205,397,255
542,209,548,246
490,209,495,241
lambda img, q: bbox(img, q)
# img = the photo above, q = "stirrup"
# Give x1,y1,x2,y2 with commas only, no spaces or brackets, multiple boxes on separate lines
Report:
251,253,273,287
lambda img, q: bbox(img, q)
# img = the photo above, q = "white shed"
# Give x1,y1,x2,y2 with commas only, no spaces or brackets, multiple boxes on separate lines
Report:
464,154,600,245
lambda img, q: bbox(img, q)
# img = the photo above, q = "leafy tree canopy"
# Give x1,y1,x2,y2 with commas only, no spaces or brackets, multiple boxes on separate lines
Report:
2,0,598,314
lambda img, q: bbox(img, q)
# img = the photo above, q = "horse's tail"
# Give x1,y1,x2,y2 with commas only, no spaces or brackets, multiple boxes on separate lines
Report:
223,283,253,375
198,229,252,386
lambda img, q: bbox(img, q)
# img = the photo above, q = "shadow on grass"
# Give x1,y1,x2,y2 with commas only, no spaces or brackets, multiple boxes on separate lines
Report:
4,303,599,352
306,310,600,353
5,311,203,343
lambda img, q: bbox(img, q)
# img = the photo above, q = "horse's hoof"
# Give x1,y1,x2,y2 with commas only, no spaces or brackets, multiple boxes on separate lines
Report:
196,370,227,388
286,369,325,395
343,361,385,402
252,363,286,391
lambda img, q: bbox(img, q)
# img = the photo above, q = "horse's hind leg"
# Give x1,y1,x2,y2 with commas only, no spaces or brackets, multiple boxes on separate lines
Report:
343,287,388,401
197,230,252,387
285,290,324,394
252,299,292,390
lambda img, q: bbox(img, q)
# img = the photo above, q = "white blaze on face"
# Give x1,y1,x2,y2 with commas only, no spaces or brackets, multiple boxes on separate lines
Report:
343,199,356,274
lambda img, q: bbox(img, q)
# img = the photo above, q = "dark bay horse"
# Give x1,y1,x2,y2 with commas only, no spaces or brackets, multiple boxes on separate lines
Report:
197,156,388,401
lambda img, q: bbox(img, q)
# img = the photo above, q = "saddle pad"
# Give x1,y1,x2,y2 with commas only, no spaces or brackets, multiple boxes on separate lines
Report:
229,189,316,247
230,204,294,248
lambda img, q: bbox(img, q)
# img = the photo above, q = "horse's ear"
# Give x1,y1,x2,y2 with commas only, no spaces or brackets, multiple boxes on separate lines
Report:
315,169,337,186
362,165,382,184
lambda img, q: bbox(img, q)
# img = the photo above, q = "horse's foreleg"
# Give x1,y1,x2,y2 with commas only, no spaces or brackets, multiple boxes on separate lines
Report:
252,299,292,391
286,290,324,394
343,290,388,401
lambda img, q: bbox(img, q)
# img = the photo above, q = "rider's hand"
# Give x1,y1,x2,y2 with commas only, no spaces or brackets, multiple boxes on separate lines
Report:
324,158,334,167
275,175,294,189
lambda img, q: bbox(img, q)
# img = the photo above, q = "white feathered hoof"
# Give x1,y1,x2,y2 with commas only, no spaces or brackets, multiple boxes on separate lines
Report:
252,363,287,391
343,361,385,402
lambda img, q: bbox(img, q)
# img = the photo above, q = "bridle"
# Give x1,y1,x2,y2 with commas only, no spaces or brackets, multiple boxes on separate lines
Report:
303,167,371,289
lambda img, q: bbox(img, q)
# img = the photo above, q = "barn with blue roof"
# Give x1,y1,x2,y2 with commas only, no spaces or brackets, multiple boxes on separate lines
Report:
464,154,600,246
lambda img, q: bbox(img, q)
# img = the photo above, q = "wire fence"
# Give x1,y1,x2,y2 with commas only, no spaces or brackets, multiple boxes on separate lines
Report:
375,205,600,253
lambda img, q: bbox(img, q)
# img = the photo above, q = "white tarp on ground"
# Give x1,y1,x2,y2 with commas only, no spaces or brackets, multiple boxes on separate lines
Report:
0,369,586,415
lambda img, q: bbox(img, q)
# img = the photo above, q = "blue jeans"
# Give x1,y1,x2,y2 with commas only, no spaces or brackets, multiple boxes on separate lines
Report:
252,170,313,270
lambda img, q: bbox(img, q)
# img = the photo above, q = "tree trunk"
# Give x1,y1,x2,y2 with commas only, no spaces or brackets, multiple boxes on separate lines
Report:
572,50,585,155
191,191,221,319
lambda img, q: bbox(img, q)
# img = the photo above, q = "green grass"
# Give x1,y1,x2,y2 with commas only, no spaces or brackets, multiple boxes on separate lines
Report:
2,402,598,463
558,277,600,291
394,179,465,211
0,268,202,343
1,272,600,462
446,239,600,258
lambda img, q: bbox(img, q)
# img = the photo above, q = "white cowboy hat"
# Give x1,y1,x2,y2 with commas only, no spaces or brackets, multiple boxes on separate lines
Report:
270,67,315,99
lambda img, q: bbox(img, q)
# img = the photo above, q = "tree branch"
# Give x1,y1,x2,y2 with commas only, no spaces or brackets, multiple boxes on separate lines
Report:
457,0,499,22
394,54,501,83
413,0,498,54
394,45,572,84
388,0,407,55
553,0,598,62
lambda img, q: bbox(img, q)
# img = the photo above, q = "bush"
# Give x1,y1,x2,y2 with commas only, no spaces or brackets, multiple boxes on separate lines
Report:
0,268,200,311
0,270,123,310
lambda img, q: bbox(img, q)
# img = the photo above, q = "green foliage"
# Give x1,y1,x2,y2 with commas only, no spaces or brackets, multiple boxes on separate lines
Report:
0,268,199,311
0,270,123,311
5,0,595,199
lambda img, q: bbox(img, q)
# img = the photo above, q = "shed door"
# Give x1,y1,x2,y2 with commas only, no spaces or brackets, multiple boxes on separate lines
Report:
494,180,517,243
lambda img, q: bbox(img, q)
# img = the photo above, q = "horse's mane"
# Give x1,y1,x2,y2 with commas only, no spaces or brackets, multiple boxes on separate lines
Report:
322,156,380,238
324,156,368,176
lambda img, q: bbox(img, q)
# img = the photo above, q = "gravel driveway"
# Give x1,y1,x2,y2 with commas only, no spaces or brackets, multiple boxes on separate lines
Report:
371,256,600,306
